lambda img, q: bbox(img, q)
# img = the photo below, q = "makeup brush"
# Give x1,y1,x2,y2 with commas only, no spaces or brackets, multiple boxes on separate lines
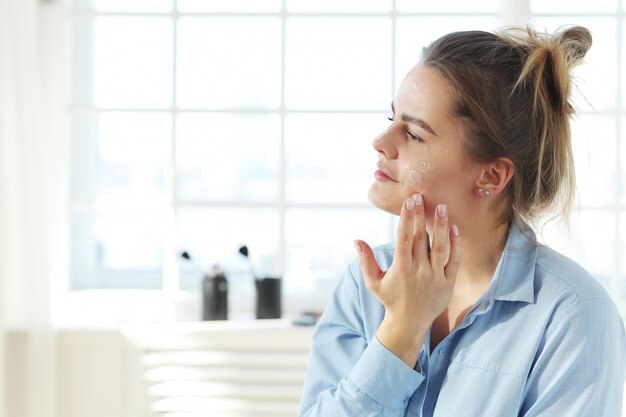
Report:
238,245,257,279
180,251,207,276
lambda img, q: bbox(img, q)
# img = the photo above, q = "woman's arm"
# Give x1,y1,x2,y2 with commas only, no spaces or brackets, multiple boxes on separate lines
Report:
299,195,462,416
356,196,461,368
520,298,626,416
297,264,425,417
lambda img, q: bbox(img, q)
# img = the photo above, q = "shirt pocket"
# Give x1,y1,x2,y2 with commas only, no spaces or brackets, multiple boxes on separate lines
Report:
434,361,525,417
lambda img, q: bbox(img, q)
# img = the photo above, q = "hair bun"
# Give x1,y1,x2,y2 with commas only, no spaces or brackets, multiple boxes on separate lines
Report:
558,25,592,65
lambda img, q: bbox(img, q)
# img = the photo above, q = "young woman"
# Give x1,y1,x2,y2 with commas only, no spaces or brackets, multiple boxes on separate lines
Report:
298,26,626,416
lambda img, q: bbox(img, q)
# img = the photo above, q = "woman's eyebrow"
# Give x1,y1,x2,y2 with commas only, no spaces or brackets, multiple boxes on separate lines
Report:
391,102,439,137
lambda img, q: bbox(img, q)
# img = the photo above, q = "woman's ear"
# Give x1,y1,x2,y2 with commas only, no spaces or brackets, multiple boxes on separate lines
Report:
474,157,515,197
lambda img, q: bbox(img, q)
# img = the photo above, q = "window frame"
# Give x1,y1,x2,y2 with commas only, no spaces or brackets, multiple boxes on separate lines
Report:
66,0,625,319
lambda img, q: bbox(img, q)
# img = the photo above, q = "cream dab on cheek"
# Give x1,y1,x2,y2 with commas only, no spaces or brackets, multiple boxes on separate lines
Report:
406,161,435,187
416,160,435,173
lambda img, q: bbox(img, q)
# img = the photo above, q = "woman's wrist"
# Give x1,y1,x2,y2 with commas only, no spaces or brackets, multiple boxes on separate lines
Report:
376,315,429,368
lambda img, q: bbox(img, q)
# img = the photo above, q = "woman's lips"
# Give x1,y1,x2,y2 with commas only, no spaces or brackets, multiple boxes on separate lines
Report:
374,163,398,182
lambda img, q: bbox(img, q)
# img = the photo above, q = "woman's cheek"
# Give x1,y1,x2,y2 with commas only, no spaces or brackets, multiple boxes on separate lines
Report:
405,169,423,190
402,161,436,195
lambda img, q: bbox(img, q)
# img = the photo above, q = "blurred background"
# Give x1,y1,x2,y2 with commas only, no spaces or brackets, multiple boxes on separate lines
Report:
0,0,624,416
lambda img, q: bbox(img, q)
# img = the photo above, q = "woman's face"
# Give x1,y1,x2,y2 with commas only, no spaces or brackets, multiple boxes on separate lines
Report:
368,64,479,224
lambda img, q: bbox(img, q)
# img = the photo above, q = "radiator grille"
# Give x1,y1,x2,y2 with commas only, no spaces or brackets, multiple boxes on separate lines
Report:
124,320,314,417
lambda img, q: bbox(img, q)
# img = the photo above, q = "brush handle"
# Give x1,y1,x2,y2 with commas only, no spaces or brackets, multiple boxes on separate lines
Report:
238,245,257,279
180,251,207,275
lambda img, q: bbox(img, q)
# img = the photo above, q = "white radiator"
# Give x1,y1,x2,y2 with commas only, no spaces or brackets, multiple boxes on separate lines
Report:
123,320,314,417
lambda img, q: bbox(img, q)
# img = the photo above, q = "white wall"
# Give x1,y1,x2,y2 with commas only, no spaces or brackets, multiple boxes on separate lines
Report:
6,330,148,417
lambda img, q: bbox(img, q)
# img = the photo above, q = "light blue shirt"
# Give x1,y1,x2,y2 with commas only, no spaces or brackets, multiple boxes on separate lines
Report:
298,222,626,416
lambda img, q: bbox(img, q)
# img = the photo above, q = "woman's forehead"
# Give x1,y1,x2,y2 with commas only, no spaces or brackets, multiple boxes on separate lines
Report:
394,66,457,124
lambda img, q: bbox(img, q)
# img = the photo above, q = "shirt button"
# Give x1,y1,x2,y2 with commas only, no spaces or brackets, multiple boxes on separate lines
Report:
439,348,448,356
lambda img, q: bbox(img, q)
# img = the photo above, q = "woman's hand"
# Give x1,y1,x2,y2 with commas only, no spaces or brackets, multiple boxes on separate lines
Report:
353,193,461,367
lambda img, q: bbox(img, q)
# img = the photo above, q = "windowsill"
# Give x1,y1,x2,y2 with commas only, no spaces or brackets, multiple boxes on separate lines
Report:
51,288,329,330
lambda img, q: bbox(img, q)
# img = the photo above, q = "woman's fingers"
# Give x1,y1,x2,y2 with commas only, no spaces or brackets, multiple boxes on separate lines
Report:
357,197,460,298
444,225,461,282
354,240,384,292
394,197,417,262
411,193,428,264
429,204,449,270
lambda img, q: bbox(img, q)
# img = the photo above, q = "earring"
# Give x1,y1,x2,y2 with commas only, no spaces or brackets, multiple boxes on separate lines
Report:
477,187,492,197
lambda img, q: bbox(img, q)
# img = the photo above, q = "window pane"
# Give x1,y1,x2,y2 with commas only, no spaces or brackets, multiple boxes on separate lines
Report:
90,17,172,108
571,115,616,208
177,208,280,297
285,113,386,203
538,210,616,290
532,17,617,112
176,17,281,109
395,17,498,87
94,214,164,271
98,112,171,199
71,211,164,288
176,113,280,202
284,208,391,292
177,0,282,13
74,0,173,13
71,112,171,201
396,0,497,13
286,0,392,13
285,17,392,110
532,0,617,13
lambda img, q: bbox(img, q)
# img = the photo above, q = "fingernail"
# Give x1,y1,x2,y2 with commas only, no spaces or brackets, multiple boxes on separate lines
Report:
413,193,424,206
451,225,459,237
437,204,447,218
406,198,415,211
353,240,362,253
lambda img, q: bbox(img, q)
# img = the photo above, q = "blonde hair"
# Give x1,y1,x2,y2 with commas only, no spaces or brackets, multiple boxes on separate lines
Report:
421,25,592,227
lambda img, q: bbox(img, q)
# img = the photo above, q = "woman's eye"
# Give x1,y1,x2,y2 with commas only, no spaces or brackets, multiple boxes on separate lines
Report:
407,130,424,143
387,116,394,122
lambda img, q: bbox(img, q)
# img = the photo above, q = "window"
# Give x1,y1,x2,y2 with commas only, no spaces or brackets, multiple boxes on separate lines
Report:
68,0,624,317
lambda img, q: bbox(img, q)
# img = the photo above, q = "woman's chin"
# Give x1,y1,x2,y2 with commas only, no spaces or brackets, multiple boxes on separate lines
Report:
367,186,402,216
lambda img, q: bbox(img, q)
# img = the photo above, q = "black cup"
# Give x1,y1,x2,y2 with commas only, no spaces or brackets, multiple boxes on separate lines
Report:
255,277,281,319
202,273,228,321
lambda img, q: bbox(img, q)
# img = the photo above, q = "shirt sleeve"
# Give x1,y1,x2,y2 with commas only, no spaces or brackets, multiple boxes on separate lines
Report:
520,298,626,417
297,263,425,417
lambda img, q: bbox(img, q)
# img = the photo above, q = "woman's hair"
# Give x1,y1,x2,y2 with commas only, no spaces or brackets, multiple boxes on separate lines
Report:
421,25,592,226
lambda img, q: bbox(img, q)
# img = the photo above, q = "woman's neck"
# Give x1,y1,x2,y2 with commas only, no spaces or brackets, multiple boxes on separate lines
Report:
452,216,510,287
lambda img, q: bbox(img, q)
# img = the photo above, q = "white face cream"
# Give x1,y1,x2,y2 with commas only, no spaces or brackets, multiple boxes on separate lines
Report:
406,162,435,188
415,160,435,173
397,78,423,102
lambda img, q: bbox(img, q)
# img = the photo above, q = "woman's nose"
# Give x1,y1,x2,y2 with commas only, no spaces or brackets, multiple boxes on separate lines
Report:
372,127,398,159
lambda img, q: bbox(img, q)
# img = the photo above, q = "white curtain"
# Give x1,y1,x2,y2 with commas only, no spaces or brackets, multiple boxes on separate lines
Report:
0,0,66,416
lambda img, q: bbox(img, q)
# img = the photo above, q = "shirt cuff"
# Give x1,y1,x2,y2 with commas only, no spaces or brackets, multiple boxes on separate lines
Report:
348,336,425,410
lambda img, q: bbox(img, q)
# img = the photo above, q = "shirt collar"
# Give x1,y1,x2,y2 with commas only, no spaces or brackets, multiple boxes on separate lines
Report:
474,220,538,314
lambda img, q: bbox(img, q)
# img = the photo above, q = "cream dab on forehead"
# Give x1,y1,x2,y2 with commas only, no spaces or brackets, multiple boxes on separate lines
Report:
396,77,423,102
